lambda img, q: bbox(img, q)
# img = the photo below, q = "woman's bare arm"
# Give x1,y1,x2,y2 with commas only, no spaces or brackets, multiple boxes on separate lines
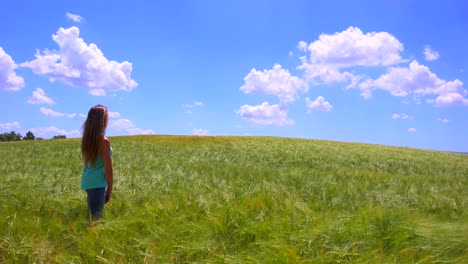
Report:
102,137,113,203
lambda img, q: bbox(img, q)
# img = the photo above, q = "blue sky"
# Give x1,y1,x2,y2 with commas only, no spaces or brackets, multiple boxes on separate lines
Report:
1,0,467,152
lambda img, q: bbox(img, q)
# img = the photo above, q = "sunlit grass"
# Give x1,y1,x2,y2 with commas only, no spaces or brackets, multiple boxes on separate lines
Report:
0,136,467,262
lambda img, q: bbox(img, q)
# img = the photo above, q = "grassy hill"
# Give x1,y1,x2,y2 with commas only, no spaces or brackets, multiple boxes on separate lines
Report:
0,136,466,263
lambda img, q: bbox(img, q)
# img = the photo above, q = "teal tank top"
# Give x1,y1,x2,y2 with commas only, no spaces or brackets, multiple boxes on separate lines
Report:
81,147,112,190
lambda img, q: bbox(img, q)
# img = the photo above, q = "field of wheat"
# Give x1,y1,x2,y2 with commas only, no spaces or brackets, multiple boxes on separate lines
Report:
0,136,466,263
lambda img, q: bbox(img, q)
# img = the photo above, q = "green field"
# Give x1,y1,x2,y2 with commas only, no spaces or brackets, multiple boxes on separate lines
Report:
0,136,467,263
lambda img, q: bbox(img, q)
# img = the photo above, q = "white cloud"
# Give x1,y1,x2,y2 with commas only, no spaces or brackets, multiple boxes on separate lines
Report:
359,60,467,106
21,27,137,94
108,111,121,119
40,107,76,118
111,118,154,135
298,27,403,85
0,121,21,131
297,41,308,52
408,128,417,133
437,118,449,123
240,64,308,103
435,93,468,106
66,12,84,23
0,47,25,91
89,89,106,96
307,27,403,66
305,96,333,112
192,128,209,136
28,88,55,105
392,114,409,120
30,126,80,138
236,102,294,126
424,45,439,61
183,101,204,114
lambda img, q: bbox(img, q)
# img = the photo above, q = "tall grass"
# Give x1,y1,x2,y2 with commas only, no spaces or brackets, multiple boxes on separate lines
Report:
0,136,466,263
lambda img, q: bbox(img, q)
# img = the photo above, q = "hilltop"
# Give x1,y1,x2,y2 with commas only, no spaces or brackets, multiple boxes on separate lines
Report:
0,136,466,263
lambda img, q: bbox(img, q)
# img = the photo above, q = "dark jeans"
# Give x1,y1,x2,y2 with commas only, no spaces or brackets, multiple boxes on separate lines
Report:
86,187,105,220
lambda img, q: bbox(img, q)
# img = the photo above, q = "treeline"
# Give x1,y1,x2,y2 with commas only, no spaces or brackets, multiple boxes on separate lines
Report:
0,131,67,142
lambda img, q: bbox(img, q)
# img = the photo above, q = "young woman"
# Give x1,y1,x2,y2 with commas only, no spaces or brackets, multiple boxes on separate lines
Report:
81,104,113,220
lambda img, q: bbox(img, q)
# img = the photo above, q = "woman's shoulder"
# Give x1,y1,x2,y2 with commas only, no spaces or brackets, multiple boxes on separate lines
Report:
100,137,111,153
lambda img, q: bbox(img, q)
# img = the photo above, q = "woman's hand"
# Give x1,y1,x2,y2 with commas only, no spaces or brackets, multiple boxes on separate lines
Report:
105,187,112,203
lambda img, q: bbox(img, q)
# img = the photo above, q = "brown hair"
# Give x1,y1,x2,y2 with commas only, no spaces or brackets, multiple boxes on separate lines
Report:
81,104,109,166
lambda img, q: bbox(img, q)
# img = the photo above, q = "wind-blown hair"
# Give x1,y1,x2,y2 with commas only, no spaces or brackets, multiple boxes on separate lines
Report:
81,105,108,166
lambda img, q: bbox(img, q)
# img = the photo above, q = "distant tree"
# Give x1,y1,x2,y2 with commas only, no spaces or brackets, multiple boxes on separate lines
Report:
52,135,67,139
23,131,35,140
12,131,21,141
0,131,22,141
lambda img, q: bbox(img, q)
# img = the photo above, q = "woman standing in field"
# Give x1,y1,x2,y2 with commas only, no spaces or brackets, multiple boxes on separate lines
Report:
81,104,113,220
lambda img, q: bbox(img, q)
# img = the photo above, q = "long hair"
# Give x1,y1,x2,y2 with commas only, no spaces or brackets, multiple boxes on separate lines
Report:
81,105,108,166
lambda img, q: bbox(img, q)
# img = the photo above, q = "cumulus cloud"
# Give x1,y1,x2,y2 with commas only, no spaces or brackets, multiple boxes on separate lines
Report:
297,41,308,52
294,27,466,107
437,118,449,123
240,64,308,103
408,128,417,133
0,47,25,91
192,128,209,136
392,114,409,120
111,118,154,135
298,27,403,86
20,27,137,95
108,111,121,119
304,27,403,66
424,45,439,61
305,96,333,112
40,107,76,118
359,60,467,105
434,93,468,106
28,88,55,105
238,64,303,125
30,126,80,138
0,121,21,131
236,102,293,126
237,26,464,116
